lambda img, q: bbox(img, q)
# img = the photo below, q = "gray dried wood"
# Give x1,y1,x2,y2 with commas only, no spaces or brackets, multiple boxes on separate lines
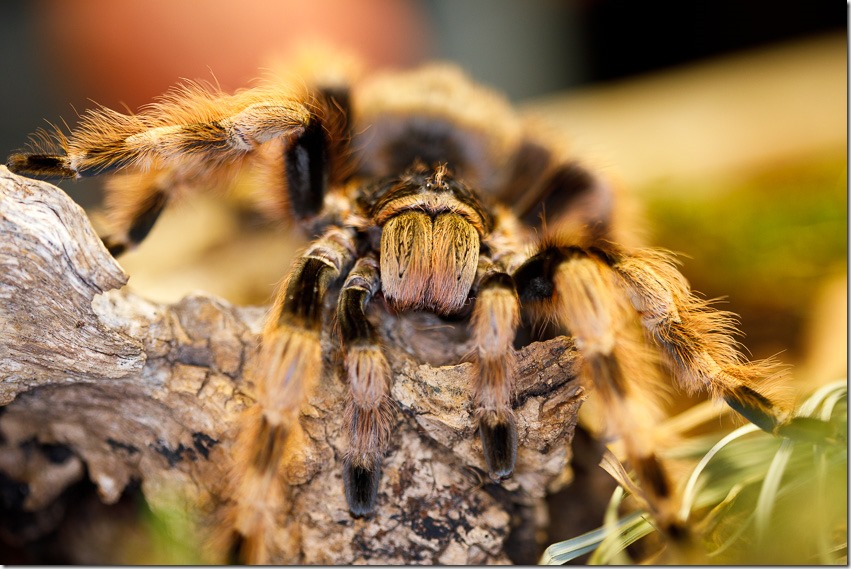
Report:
0,166,584,564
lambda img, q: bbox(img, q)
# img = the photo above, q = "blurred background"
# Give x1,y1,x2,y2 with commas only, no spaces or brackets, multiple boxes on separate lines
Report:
0,0,846,563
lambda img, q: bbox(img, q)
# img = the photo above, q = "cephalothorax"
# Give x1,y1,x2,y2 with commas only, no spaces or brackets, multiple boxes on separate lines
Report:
7,56,813,562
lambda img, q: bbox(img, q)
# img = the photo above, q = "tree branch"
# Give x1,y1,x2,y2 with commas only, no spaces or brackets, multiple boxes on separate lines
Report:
0,166,584,564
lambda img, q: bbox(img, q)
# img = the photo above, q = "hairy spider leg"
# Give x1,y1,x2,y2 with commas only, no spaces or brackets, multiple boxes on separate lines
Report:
514,245,677,527
227,226,356,563
470,268,521,479
610,247,833,442
6,82,352,253
465,203,534,481
6,90,312,179
336,254,395,515
514,233,835,536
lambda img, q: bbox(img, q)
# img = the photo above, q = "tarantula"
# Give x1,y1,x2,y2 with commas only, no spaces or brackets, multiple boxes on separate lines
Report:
7,55,820,562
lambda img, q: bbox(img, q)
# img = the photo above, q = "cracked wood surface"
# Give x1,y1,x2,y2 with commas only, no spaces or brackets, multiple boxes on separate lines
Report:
0,166,584,564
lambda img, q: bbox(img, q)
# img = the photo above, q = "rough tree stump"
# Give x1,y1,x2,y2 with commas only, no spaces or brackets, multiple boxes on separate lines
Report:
0,166,584,564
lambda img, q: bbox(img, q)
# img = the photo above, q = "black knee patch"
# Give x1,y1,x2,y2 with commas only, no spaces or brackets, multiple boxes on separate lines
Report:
285,121,328,219
513,248,565,302
280,257,337,328
337,288,374,346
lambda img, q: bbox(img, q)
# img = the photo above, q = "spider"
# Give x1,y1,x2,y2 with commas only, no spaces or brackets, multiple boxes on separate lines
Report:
6,54,823,563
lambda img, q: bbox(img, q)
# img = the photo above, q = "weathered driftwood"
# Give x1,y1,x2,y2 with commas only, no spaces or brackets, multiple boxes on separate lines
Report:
0,166,584,564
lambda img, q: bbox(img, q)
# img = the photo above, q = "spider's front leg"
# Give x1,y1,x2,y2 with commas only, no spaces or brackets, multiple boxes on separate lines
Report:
336,254,395,515
612,248,833,441
470,265,521,479
7,82,350,255
228,226,355,563
513,239,834,535
466,203,534,481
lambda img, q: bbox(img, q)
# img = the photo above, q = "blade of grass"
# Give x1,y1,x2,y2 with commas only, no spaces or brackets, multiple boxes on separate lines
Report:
754,437,795,542
812,380,846,564
678,423,760,521
539,507,645,564
797,379,846,417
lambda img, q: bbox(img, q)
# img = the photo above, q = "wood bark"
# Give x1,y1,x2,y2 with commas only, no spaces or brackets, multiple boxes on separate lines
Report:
0,166,584,564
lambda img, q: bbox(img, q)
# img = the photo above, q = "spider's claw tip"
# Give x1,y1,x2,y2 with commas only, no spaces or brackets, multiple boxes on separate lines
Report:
102,236,127,257
225,532,247,564
479,411,517,480
6,153,75,178
343,458,381,517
